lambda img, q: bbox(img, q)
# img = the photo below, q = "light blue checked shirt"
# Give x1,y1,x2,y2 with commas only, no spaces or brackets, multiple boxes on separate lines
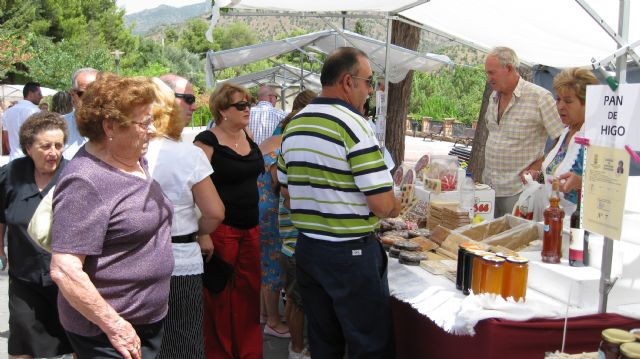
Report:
248,101,285,145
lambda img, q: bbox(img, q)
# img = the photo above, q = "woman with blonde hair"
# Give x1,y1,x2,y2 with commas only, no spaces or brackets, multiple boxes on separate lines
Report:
194,83,264,359
523,67,599,213
146,78,225,358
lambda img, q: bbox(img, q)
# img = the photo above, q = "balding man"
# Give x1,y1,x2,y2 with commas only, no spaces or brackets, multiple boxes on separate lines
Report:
159,74,197,126
483,47,564,217
63,68,98,159
248,85,285,145
278,47,400,358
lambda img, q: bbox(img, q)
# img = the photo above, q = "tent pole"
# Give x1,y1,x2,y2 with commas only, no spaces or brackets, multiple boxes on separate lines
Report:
378,15,392,147
598,0,629,315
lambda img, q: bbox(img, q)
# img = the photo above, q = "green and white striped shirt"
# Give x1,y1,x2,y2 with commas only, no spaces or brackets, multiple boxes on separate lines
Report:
277,97,392,241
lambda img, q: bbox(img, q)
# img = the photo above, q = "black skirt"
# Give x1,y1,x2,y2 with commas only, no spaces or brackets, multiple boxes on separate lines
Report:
8,277,72,357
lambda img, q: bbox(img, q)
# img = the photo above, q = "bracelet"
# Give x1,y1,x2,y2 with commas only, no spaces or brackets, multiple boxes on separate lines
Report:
537,171,545,184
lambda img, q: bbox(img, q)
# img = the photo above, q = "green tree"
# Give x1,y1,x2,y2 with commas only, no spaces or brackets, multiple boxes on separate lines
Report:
23,36,113,89
354,20,365,35
177,18,210,57
0,29,33,79
210,22,256,51
410,66,485,125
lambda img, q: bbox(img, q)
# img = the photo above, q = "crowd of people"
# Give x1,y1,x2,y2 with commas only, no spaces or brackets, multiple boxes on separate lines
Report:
0,44,599,359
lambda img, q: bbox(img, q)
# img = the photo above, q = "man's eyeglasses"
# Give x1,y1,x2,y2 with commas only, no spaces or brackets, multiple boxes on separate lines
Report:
351,75,375,88
228,101,251,111
175,93,196,105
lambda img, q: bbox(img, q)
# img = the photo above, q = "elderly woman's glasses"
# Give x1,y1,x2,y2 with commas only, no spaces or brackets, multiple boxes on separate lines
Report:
228,101,251,111
130,116,154,129
175,93,196,105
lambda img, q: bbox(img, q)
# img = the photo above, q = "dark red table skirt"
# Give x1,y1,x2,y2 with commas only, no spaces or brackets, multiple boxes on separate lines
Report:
391,297,640,359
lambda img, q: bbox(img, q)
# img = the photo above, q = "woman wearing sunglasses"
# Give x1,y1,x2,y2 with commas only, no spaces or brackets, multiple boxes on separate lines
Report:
194,83,264,359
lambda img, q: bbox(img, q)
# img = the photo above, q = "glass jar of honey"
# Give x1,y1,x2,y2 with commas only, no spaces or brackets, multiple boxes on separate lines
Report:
470,250,490,295
621,342,640,359
501,256,529,302
457,243,480,291
599,328,636,359
480,255,505,295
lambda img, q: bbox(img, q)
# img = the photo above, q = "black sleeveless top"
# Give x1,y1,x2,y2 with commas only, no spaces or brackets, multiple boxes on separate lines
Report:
194,130,264,229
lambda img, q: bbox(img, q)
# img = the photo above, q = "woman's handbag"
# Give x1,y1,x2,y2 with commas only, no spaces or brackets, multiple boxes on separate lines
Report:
202,254,234,294
27,186,55,252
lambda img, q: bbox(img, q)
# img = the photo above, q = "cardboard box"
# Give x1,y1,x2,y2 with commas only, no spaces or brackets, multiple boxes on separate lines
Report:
413,183,495,220
523,250,601,309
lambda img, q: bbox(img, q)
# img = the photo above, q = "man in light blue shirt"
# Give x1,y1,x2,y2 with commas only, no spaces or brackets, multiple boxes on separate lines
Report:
63,68,98,160
248,85,285,145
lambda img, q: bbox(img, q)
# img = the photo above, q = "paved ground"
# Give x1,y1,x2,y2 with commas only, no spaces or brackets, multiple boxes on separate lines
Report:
0,135,454,358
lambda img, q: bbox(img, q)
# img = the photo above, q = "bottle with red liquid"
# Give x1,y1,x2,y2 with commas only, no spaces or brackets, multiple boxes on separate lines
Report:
569,190,589,266
542,179,564,263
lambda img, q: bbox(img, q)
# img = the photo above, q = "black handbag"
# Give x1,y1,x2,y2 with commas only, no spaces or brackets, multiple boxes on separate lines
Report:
202,254,234,294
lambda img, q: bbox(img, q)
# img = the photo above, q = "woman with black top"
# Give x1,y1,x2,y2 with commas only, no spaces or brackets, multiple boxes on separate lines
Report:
194,83,264,359
0,112,72,359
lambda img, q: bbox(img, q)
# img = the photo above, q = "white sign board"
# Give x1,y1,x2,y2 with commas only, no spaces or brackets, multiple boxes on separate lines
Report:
584,84,640,150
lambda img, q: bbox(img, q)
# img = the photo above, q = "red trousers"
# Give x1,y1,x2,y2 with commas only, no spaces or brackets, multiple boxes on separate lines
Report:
203,224,262,359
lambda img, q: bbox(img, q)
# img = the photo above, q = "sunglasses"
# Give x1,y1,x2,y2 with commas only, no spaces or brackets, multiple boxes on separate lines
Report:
351,75,375,88
175,93,196,105
228,101,251,111
74,89,84,97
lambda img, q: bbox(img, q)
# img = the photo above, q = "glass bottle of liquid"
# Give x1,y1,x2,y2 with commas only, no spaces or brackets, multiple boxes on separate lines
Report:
569,190,589,266
542,179,564,264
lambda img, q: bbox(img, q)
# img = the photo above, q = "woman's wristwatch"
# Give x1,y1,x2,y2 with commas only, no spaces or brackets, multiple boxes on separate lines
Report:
537,171,545,184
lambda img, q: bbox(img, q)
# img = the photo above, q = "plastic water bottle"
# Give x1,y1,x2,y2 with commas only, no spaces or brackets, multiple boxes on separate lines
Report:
460,173,476,221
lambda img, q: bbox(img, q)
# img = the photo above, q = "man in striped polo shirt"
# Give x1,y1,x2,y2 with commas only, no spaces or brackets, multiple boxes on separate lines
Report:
277,47,402,359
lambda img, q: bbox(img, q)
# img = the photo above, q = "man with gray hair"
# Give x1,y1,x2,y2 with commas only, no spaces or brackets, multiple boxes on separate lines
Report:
483,47,564,217
63,67,98,159
248,85,285,144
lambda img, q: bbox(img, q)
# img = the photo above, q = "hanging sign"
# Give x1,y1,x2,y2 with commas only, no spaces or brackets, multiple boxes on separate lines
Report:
582,146,629,241
584,84,640,150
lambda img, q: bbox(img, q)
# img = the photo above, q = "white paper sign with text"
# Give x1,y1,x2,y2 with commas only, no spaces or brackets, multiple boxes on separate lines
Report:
584,84,640,150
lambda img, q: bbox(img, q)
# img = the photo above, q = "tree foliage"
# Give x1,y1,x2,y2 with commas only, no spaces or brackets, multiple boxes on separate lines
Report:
410,66,486,125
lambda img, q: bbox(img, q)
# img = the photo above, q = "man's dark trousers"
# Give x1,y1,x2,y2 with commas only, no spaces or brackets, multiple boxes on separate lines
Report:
296,232,395,359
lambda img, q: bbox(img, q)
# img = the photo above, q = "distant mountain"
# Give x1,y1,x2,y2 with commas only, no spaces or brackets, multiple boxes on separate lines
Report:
126,3,484,66
125,1,209,35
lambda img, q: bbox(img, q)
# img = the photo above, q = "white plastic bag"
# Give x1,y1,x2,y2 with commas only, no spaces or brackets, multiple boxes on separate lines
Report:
512,174,546,222
27,185,54,252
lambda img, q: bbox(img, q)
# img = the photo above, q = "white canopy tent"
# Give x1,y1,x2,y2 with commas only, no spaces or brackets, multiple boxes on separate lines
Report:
214,0,639,315
216,64,322,93
215,64,322,110
205,29,453,88
216,0,639,68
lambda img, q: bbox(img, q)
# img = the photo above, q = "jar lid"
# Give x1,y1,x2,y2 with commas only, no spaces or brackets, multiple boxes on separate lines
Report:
602,328,636,344
507,256,529,264
621,342,640,358
471,250,491,257
482,255,505,263
460,242,480,250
